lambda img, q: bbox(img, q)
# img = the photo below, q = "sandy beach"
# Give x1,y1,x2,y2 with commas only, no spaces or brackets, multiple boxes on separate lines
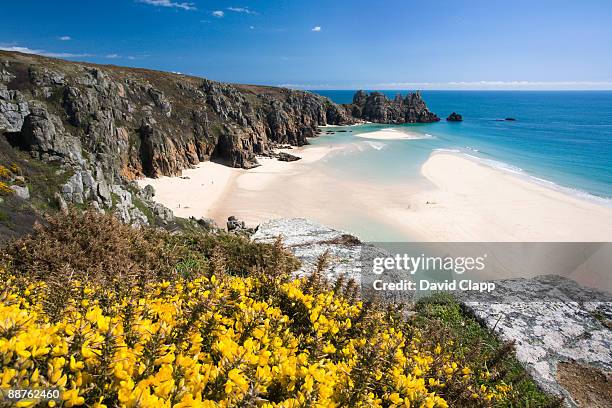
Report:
354,128,431,140
138,133,612,289
137,144,344,222
140,134,612,243
383,153,612,242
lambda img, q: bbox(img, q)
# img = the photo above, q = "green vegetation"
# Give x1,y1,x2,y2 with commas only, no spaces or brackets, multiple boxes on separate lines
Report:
413,295,561,407
0,210,555,407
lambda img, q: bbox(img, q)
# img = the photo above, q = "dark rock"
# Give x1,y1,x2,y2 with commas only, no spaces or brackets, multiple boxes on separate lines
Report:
505,117,517,121
142,184,155,200
0,50,355,181
227,215,255,234
446,112,463,122
20,102,83,163
345,90,439,124
277,152,301,162
196,217,218,230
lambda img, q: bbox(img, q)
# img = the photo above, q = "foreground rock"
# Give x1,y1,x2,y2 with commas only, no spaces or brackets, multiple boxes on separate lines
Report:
253,218,381,283
227,215,255,234
457,275,612,407
254,218,612,407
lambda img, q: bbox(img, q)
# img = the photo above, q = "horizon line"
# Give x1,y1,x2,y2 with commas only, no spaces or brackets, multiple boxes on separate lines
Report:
276,82,612,91
302,88,612,92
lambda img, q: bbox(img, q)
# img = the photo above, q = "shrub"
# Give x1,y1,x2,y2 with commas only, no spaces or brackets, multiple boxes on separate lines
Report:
0,181,14,196
0,211,550,407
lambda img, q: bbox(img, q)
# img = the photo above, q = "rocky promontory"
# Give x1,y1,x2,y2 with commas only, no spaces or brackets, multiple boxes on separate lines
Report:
0,50,355,230
345,90,440,124
0,51,441,234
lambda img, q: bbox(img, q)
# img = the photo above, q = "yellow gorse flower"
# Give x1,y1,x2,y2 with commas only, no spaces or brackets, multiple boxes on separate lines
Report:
0,267,512,407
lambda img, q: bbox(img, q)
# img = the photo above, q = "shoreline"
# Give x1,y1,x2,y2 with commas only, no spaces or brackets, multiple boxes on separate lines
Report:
137,144,345,225
139,138,612,242
354,128,432,140
383,152,612,242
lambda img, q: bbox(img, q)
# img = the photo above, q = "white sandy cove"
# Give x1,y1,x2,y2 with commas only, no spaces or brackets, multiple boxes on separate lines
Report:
139,130,612,242
136,145,341,221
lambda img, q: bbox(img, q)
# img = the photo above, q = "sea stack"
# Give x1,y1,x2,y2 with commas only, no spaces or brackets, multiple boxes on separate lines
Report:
346,90,439,124
447,112,463,122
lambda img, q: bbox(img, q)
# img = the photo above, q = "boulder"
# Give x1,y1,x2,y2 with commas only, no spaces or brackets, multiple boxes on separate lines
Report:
10,185,29,200
446,112,463,122
196,217,218,230
227,215,245,232
142,184,156,200
277,152,301,162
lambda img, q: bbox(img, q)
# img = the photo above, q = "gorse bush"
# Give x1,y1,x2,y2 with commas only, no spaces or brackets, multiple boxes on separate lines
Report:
0,163,22,196
0,211,550,407
3,210,299,286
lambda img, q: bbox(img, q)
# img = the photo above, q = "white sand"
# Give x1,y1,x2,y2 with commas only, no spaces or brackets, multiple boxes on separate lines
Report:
140,148,612,290
140,147,612,243
136,145,342,221
354,128,430,140
381,153,612,242
136,161,240,219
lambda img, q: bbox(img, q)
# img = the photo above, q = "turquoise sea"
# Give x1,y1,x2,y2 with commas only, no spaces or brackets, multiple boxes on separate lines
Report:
311,91,612,204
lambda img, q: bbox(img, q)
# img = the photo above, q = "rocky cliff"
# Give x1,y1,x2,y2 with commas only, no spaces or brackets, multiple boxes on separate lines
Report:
0,52,443,232
0,51,352,228
346,90,439,124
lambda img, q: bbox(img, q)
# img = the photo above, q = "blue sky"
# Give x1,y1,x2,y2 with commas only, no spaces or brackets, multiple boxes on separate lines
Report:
1,0,612,89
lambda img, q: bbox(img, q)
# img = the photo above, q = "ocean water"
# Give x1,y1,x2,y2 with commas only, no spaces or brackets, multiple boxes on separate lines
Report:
311,91,612,203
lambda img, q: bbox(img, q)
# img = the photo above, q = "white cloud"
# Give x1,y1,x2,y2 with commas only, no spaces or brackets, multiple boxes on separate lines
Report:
212,10,225,17
59,36,72,41
311,26,321,32
0,45,92,58
105,54,121,59
227,7,258,15
249,26,255,30
137,0,196,11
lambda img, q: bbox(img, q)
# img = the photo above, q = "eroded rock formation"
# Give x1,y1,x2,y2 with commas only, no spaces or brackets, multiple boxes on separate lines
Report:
0,52,442,229
346,90,439,124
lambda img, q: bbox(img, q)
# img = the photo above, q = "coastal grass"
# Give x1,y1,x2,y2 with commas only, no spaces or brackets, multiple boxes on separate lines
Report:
0,136,76,242
0,210,556,407
413,295,560,407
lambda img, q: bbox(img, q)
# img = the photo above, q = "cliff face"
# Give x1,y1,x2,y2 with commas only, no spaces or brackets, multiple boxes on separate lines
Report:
0,52,440,229
0,51,352,178
347,90,439,124
0,51,353,226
